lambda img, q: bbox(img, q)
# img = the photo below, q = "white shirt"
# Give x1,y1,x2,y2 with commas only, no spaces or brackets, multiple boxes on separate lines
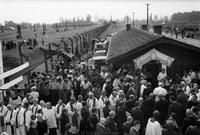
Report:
0,105,7,117
157,72,167,81
153,86,167,96
30,91,39,102
140,85,147,97
80,81,92,89
55,104,66,118
43,107,57,129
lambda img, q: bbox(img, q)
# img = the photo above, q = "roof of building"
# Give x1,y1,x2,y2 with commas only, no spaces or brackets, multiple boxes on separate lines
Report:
107,27,161,62
107,27,200,63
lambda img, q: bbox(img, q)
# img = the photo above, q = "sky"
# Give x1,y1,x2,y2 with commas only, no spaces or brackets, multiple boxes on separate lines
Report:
0,0,200,24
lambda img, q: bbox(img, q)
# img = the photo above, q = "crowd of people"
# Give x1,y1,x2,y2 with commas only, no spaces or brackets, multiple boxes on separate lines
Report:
1,57,200,135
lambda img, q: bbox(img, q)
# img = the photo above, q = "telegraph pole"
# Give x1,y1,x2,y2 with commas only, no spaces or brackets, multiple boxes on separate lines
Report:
146,3,150,31
132,12,135,27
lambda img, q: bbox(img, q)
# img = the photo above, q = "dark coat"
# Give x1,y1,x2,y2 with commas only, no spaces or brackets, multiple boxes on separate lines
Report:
141,97,155,125
142,87,153,101
72,80,81,98
117,107,127,134
106,117,116,132
80,107,90,135
168,102,183,127
96,123,107,135
60,114,70,135
27,128,38,135
154,99,169,125
90,113,99,132
162,129,181,135
185,126,200,135
182,115,198,134
131,107,145,134
122,122,132,135
129,127,140,135
103,106,111,118
36,120,47,135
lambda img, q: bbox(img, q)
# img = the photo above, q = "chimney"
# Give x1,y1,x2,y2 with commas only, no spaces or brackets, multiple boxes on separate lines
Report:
126,24,130,30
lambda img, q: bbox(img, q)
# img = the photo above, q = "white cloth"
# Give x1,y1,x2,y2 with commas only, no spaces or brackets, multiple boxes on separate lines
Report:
30,91,39,102
4,109,16,125
9,97,21,109
153,86,167,101
157,72,167,81
31,104,42,114
98,96,108,118
55,104,66,118
80,81,92,90
87,98,99,112
145,119,162,135
140,85,147,97
113,78,120,88
109,95,116,111
43,107,57,129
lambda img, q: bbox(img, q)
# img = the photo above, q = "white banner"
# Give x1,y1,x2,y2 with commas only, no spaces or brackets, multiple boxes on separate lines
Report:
0,62,29,80
0,76,23,89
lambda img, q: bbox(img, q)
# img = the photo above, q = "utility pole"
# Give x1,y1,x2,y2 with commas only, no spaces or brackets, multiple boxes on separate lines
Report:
146,3,150,31
127,15,129,24
132,12,135,27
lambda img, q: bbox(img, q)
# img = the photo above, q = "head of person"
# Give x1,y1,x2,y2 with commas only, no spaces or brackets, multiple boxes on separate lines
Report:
147,82,152,88
161,68,165,73
91,107,97,114
100,118,106,126
58,100,63,106
133,120,141,131
186,109,193,117
101,90,107,97
193,83,198,89
112,91,117,98
165,120,175,131
109,111,116,119
23,102,29,109
127,116,133,124
153,110,160,121
89,92,94,99
82,101,87,107
192,106,200,116
46,102,52,109
7,104,12,110
30,120,37,129
195,119,200,128
78,95,83,102
36,114,43,122
105,101,110,107
0,102,3,107
39,100,45,107
70,97,76,104
31,114,36,120
169,95,177,103
33,101,38,106
62,109,68,116
158,82,164,87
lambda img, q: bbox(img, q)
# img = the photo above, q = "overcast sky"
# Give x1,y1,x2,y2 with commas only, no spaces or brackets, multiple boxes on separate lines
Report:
0,0,199,24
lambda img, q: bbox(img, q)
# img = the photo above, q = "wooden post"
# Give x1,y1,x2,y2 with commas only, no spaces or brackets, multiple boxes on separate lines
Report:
68,38,74,54
18,43,23,64
17,25,22,38
44,50,48,74
42,24,46,34
1,26,4,33
34,24,36,32
56,23,59,32
49,43,53,70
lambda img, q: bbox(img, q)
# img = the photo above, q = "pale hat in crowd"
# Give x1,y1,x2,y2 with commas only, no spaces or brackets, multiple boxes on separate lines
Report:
88,91,94,96
158,82,163,86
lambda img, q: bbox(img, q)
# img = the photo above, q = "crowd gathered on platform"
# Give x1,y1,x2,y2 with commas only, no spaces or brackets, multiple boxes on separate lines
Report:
1,57,200,135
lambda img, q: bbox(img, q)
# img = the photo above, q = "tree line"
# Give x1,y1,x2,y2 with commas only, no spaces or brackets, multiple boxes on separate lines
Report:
171,11,200,22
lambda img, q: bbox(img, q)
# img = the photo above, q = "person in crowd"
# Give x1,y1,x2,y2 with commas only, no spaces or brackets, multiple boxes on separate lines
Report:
183,72,192,86
103,100,111,119
4,104,15,135
15,102,25,135
157,68,167,84
96,118,107,135
80,101,90,135
109,91,117,111
185,118,200,135
0,101,7,133
126,94,137,112
9,91,21,109
187,95,199,109
31,101,42,114
87,92,99,112
117,100,127,135
24,102,32,132
126,83,137,99
27,121,38,135
106,111,117,133
153,82,168,102
162,120,181,135
60,109,70,135
122,116,133,135
89,108,99,134
99,90,108,119
57,78,67,103
30,87,39,102
145,110,162,135
43,102,57,135
36,114,47,135
129,120,141,135
142,82,153,101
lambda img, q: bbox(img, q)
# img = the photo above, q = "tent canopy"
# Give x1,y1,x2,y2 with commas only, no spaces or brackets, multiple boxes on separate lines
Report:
133,48,175,69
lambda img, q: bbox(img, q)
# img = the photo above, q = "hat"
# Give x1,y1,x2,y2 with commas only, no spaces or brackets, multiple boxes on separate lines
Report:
88,92,94,96
158,82,163,86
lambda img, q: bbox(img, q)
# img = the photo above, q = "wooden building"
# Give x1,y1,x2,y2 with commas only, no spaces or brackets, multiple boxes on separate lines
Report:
107,27,200,86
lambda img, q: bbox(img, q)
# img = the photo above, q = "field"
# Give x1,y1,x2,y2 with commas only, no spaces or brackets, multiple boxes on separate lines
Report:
0,25,102,72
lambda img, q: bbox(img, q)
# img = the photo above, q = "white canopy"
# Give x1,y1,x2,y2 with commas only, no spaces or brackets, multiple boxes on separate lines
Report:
133,48,175,69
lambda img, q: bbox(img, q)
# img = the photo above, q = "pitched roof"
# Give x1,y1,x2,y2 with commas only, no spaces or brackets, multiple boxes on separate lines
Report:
107,27,161,62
